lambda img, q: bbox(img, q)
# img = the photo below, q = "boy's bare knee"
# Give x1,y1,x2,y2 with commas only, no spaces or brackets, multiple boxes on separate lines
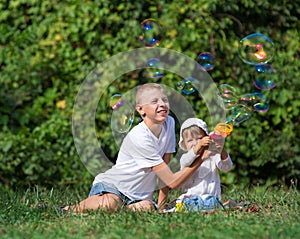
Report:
97,193,122,211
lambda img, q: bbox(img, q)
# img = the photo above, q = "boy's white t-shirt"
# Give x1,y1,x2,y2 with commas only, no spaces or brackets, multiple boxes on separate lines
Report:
93,116,176,201
178,149,233,201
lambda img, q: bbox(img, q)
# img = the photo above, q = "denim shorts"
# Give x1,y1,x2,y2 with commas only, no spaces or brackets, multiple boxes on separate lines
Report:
89,182,158,209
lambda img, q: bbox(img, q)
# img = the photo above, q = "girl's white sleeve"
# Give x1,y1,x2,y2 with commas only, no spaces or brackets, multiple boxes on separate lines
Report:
216,154,233,172
180,148,199,169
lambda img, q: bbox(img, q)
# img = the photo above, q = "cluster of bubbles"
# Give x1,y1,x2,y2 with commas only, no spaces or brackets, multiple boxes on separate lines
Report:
209,32,276,137
176,53,215,95
208,33,276,137
108,19,276,135
108,19,166,133
218,84,268,126
238,33,276,91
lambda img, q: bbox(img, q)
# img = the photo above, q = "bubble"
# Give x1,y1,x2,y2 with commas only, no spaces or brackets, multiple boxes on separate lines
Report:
196,52,215,71
139,19,162,48
218,84,239,110
253,64,276,90
144,58,164,78
225,105,252,126
177,77,198,95
109,94,134,133
239,92,269,113
253,102,269,113
239,91,264,104
238,33,275,65
109,94,123,110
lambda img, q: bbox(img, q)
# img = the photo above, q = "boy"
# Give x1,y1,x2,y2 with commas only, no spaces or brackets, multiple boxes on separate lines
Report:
63,84,210,213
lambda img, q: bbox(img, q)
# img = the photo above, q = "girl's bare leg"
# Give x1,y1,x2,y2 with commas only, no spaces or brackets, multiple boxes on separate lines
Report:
63,193,122,213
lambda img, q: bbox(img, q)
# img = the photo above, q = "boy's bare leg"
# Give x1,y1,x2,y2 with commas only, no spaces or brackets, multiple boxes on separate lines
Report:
63,193,122,213
126,200,155,211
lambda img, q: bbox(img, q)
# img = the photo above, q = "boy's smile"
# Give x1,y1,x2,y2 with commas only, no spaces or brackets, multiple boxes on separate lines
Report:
136,88,170,125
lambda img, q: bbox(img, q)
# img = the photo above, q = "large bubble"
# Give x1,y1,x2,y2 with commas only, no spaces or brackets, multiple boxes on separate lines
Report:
139,19,162,48
238,33,275,65
72,48,225,177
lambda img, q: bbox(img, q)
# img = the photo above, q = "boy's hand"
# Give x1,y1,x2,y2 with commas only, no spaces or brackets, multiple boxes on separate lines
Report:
194,136,211,155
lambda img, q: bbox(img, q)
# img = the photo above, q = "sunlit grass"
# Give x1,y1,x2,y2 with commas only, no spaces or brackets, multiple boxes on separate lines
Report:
0,184,299,239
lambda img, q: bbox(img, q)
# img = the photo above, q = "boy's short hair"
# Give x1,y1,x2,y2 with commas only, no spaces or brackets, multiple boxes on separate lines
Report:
136,83,166,105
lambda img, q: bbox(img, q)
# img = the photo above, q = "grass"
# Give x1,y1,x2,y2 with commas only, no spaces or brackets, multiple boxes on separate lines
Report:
0,183,299,239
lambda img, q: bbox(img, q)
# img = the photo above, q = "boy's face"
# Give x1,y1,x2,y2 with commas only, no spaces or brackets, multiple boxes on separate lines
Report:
136,88,169,124
183,128,207,151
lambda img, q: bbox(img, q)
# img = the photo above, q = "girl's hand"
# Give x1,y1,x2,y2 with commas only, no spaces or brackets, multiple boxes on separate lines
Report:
209,139,228,159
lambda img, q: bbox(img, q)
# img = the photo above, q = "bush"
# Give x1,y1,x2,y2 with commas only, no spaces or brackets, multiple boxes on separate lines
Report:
0,0,299,188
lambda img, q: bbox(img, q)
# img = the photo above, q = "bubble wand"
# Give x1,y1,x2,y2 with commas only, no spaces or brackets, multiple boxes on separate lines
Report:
209,123,233,140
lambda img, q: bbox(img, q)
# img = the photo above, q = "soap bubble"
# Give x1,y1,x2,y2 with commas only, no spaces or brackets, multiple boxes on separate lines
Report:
238,33,275,65
144,58,164,78
218,84,239,109
239,92,269,112
225,104,252,126
177,77,199,95
109,94,123,110
109,94,134,133
196,52,215,71
253,102,269,113
139,19,162,48
217,84,269,126
253,64,276,90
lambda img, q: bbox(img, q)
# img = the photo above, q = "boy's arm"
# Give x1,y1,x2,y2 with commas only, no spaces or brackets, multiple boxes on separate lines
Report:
157,153,171,210
180,149,199,169
152,148,208,190
180,136,211,168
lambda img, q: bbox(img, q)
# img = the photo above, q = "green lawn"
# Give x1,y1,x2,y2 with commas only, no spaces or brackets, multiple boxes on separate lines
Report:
0,184,299,239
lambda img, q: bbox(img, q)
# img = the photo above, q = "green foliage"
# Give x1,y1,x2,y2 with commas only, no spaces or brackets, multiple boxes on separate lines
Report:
0,0,299,187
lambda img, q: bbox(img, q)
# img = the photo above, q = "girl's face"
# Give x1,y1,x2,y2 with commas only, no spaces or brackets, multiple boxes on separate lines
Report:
182,126,207,150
